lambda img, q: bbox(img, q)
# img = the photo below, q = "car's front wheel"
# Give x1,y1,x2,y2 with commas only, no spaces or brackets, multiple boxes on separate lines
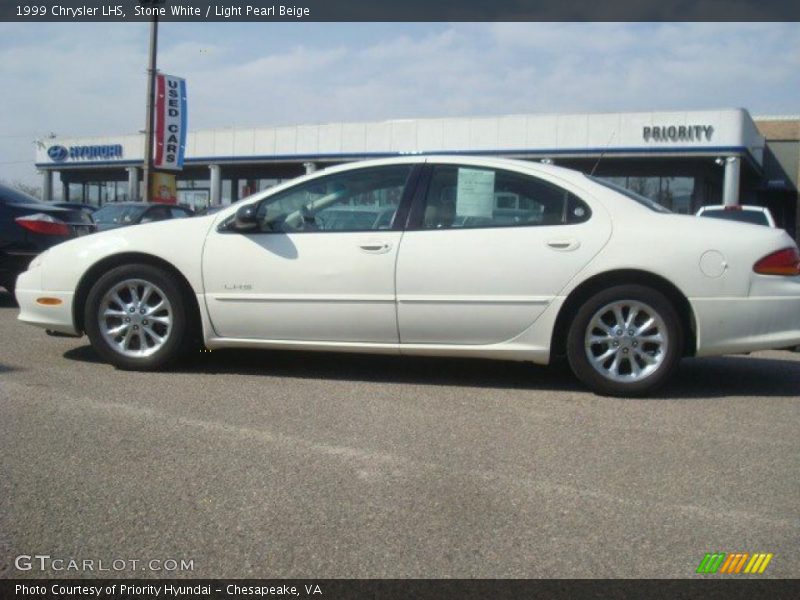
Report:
85,264,189,370
566,285,683,397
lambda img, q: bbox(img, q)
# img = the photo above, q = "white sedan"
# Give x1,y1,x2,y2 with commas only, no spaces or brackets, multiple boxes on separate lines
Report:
15,157,800,396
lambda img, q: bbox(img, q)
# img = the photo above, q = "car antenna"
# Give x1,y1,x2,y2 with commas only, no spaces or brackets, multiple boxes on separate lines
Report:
590,130,616,176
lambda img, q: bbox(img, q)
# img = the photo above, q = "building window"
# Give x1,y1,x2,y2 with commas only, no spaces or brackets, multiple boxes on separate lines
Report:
660,177,694,214
598,176,696,214
68,183,84,202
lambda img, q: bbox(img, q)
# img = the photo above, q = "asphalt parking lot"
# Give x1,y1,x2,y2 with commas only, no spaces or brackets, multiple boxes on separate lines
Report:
0,289,798,579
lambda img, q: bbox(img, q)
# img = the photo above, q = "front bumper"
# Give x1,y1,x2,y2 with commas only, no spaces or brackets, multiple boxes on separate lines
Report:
15,268,80,336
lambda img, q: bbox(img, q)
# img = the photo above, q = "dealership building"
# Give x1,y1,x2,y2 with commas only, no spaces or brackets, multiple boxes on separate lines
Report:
35,108,800,239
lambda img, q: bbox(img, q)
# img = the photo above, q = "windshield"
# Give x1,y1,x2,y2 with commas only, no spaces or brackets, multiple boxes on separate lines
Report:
699,209,770,226
588,176,672,213
93,204,148,225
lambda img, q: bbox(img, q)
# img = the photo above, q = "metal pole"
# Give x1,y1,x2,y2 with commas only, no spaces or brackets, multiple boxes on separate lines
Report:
142,17,158,202
722,156,741,207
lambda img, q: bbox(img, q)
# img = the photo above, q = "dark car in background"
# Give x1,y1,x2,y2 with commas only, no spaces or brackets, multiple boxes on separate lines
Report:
92,202,194,232
194,205,225,217
0,183,94,296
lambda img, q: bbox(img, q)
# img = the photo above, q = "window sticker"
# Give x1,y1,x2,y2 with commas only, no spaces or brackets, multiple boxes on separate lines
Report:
456,168,495,218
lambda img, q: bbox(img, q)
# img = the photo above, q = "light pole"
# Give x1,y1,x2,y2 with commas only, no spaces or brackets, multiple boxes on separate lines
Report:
142,15,158,202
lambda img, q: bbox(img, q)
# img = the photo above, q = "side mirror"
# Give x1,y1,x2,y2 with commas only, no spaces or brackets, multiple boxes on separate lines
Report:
232,204,258,232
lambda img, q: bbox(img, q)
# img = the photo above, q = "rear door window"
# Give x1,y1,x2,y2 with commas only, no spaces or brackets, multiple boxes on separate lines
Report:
416,165,591,230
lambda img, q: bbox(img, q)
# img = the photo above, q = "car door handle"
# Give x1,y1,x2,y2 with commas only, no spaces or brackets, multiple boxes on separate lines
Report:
359,242,392,254
546,239,581,252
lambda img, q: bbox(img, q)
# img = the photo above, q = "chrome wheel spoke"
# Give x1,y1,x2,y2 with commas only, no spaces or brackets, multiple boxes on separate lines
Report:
636,350,657,365
635,317,655,335
640,331,664,343
629,356,643,378
139,284,154,306
607,353,621,375
591,347,617,365
128,284,141,306
612,306,625,329
111,291,128,310
107,322,130,336
589,312,614,335
143,325,164,344
118,327,134,350
146,300,166,315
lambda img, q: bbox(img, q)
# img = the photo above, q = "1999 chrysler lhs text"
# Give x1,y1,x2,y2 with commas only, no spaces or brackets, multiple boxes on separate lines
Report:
16,157,800,396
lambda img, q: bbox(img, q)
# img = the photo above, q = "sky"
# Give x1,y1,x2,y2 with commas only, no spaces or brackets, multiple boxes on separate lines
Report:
1,22,798,189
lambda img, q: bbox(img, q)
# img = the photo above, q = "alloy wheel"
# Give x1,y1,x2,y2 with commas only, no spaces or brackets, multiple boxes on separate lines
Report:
98,278,173,358
584,299,669,383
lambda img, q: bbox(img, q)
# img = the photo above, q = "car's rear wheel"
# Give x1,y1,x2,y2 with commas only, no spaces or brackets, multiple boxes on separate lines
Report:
85,264,189,370
566,285,682,397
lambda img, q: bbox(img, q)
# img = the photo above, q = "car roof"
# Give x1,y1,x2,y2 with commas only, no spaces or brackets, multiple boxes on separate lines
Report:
272,155,591,197
314,154,581,177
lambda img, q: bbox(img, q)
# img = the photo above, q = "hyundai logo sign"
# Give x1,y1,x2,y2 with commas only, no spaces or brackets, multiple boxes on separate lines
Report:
47,144,123,162
47,145,68,162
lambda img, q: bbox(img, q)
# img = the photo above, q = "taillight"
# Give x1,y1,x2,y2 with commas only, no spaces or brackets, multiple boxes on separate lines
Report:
15,213,71,236
753,247,800,276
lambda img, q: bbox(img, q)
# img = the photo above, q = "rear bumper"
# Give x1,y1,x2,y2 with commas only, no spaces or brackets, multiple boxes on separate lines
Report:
693,295,800,356
15,268,79,336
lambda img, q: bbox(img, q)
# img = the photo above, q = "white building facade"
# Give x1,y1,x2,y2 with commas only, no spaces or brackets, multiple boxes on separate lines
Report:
35,108,798,237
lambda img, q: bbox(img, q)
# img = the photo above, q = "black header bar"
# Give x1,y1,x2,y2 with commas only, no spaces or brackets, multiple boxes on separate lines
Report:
1,0,799,22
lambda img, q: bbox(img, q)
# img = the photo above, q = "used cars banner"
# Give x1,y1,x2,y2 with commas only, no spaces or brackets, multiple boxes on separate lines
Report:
154,73,187,171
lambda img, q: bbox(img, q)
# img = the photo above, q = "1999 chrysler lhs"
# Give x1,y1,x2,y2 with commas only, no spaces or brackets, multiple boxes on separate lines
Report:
15,157,800,396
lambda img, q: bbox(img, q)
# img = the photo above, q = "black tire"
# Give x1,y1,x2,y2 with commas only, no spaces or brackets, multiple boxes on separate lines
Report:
566,285,683,397
84,263,190,370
